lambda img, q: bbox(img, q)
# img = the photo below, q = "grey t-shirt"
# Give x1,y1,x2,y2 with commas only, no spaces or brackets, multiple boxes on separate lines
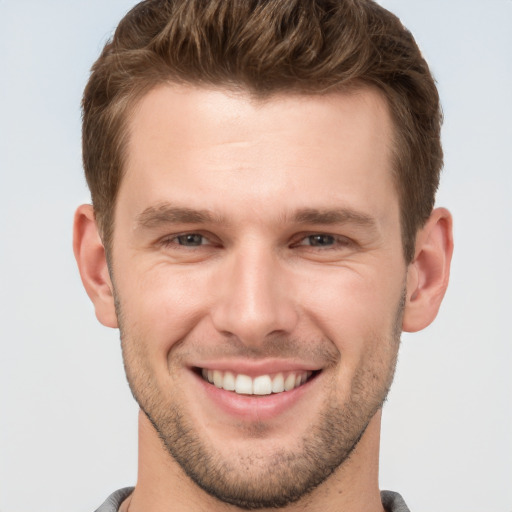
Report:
94,487,410,511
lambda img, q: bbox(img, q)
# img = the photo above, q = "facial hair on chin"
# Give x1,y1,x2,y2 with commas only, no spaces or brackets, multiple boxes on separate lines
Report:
116,288,405,510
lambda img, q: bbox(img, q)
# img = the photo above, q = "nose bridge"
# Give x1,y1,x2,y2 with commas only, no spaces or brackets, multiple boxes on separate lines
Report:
211,242,297,344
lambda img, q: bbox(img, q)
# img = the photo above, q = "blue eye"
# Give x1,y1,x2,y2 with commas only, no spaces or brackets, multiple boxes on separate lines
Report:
306,234,335,247
176,234,205,246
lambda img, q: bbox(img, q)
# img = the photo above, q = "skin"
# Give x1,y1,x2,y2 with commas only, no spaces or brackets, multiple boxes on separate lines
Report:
74,84,453,512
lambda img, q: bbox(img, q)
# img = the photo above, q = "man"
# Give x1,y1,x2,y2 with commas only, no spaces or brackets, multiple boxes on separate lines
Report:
73,0,453,510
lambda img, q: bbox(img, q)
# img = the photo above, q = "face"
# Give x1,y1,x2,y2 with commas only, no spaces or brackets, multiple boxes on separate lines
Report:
111,85,407,508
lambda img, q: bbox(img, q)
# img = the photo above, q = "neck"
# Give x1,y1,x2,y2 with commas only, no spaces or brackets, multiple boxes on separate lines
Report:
127,410,385,512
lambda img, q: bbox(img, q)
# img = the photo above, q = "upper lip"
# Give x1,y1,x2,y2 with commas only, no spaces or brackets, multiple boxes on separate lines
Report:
190,358,322,377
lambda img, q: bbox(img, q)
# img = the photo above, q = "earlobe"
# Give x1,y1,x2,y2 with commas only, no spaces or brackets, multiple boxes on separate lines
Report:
73,204,118,328
402,207,454,333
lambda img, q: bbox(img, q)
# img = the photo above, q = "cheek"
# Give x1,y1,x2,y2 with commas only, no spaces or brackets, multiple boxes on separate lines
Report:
295,265,404,355
115,262,214,355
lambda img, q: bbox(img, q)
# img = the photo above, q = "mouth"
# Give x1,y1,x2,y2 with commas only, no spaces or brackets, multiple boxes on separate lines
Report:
196,368,320,396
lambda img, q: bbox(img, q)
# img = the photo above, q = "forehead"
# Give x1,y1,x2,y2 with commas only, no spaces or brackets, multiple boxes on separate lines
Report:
119,84,397,225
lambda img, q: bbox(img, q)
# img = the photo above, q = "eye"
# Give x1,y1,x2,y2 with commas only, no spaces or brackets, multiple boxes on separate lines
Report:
304,234,336,247
175,233,206,247
156,231,221,262
291,232,356,254
159,232,214,249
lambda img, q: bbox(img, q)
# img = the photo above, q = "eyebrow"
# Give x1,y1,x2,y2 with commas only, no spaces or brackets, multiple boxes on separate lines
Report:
135,203,378,231
136,204,225,228
292,207,377,229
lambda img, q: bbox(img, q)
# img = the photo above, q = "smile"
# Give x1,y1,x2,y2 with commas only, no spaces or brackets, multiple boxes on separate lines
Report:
200,368,315,396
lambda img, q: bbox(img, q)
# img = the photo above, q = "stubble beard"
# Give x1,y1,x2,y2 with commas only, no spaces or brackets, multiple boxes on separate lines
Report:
116,291,404,510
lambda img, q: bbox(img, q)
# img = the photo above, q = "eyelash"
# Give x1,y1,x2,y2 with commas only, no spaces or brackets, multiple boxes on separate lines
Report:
293,234,353,249
159,232,216,249
158,232,354,250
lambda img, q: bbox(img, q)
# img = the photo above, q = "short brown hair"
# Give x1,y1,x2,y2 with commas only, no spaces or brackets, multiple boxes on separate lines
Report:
82,0,442,263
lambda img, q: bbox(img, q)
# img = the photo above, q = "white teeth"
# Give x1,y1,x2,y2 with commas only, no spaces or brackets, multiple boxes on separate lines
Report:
201,369,312,395
284,373,296,391
253,375,272,395
235,374,253,394
271,373,285,393
213,370,223,388
223,371,236,391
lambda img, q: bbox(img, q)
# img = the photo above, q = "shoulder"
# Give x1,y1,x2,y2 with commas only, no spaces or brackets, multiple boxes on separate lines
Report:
94,487,134,512
381,490,411,512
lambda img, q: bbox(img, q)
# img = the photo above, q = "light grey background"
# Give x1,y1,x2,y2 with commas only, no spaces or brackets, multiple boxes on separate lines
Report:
1,1,511,510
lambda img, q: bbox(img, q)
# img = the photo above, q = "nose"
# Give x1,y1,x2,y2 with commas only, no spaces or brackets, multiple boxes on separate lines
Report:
210,246,299,347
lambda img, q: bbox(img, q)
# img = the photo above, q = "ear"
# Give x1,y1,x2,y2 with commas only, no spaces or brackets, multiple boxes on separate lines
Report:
403,207,454,332
73,204,118,328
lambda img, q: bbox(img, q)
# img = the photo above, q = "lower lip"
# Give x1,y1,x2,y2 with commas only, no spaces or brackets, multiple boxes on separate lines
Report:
194,371,318,422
